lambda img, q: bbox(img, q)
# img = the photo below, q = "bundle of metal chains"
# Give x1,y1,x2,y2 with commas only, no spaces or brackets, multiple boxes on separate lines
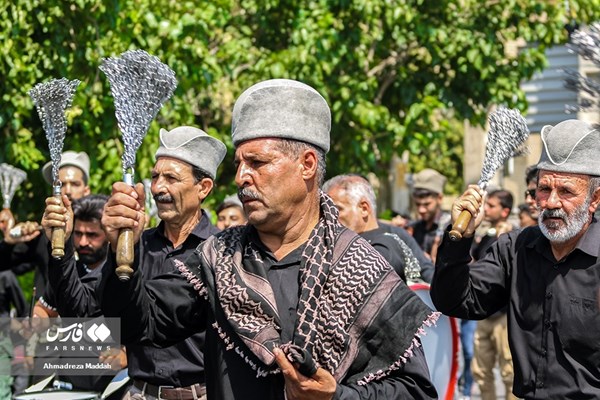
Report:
100,49,177,280
28,78,80,258
449,107,529,241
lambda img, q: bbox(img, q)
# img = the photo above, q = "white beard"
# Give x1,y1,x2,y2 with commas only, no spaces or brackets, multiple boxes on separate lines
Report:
538,199,591,243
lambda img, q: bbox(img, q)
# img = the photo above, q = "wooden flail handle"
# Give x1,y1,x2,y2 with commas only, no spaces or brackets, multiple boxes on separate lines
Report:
115,172,135,281
50,190,65,259
116,228,134,281
448,210,472,241
0,208,15,232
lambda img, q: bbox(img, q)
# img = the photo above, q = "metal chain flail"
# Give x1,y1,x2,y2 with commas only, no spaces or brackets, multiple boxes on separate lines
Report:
569,23,600,67
0,163,27,209
28,78,81,186
449,107,529,241
28,78,80,259
100,49,177,281
564,23,600,112
99,49,177,178
478,107,530,190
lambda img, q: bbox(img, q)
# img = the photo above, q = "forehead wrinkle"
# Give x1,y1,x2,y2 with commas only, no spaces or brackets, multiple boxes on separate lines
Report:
153,159,192,177
539,174,588,189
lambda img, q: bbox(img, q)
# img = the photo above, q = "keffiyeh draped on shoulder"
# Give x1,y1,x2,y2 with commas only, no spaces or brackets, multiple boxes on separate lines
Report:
178,192,439,384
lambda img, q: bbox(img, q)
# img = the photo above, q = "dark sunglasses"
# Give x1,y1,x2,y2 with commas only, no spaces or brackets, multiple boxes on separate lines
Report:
524,189,536,198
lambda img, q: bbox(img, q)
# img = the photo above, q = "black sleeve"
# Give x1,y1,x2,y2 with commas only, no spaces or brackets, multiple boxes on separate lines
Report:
335,344,437,399
99,249,206,347
393,227,435,283
430,229,512,320
6,271,27,318
9,243,36,276
368,240,407,281
9,236,45,275
47,238,102,318
0,241,15,270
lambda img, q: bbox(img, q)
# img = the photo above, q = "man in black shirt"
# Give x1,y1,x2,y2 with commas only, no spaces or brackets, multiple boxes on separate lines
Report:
33,194,127,398
4,151,91,298
431,119,600,399
408,168,451,262
43,127,226,400
323,173,434,283
100,79,438,400
469,189,516,400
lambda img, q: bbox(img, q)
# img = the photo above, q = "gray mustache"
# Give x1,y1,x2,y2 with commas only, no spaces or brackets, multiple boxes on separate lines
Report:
237,188,261,202
541,208,567,221
154,193,173,203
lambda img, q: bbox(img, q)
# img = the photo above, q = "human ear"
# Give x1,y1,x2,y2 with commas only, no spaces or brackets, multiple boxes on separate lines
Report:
300,149,318,180
588,186,600,214
197,178,214,201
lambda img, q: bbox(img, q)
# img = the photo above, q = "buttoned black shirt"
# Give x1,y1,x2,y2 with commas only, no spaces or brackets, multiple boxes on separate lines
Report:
102,225,437,399
248,230,303,344
51,211,219,387
431,222,600,399
45,250,118,394
111,213,219,386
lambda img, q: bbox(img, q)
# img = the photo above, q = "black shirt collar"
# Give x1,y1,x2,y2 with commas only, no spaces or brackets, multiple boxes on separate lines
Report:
530,219,600,258
247,225,305,264
152,209,219,242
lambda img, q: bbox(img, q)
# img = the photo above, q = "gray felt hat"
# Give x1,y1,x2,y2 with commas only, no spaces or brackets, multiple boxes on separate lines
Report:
537,119,600,176
222,193,243,208
155,126,227,180
217,194,243,213
412,168,447,195
42,151,90,185
231,79,331,153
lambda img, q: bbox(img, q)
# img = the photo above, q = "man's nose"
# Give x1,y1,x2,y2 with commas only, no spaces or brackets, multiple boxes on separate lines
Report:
545,190,562,209
235,163,252,187
79,235,90,247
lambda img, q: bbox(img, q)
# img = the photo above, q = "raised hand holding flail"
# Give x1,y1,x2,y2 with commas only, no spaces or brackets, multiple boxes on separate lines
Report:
29,78,80,258
100,50,177,281
449,107,529,241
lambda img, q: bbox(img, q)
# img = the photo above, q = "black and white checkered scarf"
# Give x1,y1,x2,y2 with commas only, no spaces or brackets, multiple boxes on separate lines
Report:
180,192,438,385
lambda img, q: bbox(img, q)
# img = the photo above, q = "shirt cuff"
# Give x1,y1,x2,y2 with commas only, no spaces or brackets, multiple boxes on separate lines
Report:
438,227,474,265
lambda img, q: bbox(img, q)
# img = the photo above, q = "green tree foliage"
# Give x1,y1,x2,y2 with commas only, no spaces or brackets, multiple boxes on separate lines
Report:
1,0,599,223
